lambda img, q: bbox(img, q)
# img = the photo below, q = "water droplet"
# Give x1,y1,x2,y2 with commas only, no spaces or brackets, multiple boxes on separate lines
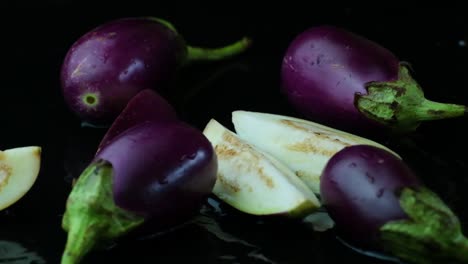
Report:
458,40,466,47
188,152,197,159
365,172,375,183
102,54,109,63
316,55,323,65
377,159,385,164
360,152,370,159
348,162,357,168
180,154,187,161
376,188,384,198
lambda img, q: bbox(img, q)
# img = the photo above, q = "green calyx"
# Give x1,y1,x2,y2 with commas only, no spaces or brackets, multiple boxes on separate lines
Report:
61,160,145,264
355,65,466,133
380,187,468,264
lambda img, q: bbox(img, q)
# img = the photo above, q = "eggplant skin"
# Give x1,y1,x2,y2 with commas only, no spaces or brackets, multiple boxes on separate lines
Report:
95,121,217,223
60,17,186,124
96,89,178,153
280,25,400,133
320,144,421,249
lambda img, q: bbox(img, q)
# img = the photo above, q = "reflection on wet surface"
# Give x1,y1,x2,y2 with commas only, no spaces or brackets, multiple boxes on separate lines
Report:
0,241,46,264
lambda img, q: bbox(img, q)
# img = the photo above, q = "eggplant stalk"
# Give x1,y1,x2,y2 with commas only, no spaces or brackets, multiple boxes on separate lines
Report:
356,66,466,133
187,37,251,62
147,16,252,63
61,160,144,264
381,187,468,264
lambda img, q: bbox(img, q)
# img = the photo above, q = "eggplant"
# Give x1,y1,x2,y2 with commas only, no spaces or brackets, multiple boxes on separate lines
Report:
60,92,217,264
61,17,251,124
320,144,468,263
96,89,178,152
281,25,466,134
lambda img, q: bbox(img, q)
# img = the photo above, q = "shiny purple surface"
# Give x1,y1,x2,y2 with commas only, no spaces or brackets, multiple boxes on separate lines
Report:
60,17,186,123
95,121,217,220
281,25,400,132
320,145,422,248
96,89,178,153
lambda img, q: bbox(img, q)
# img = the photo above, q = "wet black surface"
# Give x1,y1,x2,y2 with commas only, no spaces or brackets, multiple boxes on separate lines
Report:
1,5,467,264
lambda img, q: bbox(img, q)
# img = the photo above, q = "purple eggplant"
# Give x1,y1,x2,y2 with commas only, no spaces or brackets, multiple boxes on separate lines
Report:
60,95,217,264
96,89,178,152
61,17,251,124
320,144,468,264
281,25,466,134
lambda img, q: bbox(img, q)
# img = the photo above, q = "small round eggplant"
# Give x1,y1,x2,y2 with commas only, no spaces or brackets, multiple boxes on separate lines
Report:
96,89,178,152
60,122,217,264
281,25,466,134
61,17,251,124
320,144,468,264
98,121,217,218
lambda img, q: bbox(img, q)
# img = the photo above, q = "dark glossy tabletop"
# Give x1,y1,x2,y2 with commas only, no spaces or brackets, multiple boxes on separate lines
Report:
1,4,467,264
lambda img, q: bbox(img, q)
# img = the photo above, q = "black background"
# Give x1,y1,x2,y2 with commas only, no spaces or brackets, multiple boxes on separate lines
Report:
1,3,467,264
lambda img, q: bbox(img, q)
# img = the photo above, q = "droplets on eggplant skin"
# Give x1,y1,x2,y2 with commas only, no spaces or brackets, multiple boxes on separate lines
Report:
376,188,385,198
319,145,422,248
365,172,375,184
179,152,198,162
157,178,169,185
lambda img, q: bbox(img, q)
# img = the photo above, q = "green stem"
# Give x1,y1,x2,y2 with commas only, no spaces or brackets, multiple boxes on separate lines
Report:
380,187,468,264
187,37,252,62
356,65,467,133
453,236,468,261
61,160,144,264
146,17,178,33
146,16,251,64
417,99,466,121
61,216,98,264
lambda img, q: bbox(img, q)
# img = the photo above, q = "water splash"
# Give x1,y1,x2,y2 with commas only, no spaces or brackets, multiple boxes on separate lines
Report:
302,211,335,232
192,215,256,248
336,236,403,263
0,240,46,264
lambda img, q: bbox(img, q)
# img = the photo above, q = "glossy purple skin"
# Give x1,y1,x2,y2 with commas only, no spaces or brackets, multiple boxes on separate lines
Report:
95,121,217,221
61,17,186,124
96,89,178,153
320,145,422,248
281,25,400,132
